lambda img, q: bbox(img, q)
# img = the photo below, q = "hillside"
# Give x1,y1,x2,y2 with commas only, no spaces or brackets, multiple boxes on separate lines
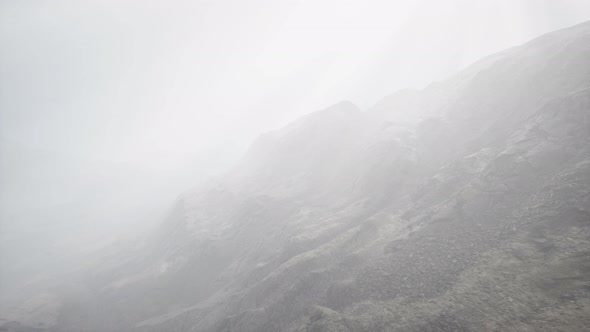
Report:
4,20,590,332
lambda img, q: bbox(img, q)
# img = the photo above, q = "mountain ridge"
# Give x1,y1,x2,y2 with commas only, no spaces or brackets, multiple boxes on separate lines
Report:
4,20,590,332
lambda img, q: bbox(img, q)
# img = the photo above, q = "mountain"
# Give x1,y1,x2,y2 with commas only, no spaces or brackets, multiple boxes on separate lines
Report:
4,20,590,332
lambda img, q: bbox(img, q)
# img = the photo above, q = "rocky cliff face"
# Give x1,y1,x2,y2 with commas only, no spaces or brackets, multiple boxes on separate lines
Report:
7,21,590,332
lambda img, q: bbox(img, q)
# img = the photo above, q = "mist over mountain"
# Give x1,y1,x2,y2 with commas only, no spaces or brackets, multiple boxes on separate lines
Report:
2,20,589,332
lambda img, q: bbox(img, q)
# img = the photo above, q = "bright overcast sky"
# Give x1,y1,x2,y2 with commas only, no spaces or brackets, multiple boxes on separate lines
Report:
2,0,590,173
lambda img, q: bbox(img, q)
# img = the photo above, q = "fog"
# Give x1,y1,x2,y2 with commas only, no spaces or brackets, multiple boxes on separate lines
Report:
4,1,590,167
1,1,590,330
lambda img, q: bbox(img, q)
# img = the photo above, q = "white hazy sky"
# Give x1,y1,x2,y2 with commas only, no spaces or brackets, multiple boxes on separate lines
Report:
2,0,590,173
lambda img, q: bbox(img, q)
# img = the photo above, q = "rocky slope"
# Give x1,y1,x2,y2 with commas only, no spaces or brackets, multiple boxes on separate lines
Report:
5,20,590,332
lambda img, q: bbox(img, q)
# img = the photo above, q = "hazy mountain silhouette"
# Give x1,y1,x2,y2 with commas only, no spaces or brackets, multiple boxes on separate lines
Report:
3,20,590,332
